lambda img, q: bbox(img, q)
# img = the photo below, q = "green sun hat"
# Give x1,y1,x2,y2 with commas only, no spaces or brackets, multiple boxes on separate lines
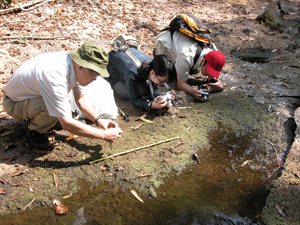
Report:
69,42,109,77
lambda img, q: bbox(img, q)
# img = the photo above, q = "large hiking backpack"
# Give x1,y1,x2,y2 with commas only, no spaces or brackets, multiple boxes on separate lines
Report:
168,14,213,44
160,14,215,73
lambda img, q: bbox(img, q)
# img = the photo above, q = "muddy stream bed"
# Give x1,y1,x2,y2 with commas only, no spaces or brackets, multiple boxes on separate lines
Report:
0,90,289,225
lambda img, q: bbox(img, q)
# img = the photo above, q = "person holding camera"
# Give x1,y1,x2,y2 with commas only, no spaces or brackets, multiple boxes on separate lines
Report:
3,42,123,150
106,47,176,112
154,30,225,100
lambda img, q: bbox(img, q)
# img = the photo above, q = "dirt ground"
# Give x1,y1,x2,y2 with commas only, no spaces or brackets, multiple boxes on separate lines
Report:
0,0,300,224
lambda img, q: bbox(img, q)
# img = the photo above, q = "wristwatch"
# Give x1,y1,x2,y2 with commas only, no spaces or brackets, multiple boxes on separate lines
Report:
95,115,104,126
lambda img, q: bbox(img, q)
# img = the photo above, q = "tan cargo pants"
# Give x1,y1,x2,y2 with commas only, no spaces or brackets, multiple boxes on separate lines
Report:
3,94,58,133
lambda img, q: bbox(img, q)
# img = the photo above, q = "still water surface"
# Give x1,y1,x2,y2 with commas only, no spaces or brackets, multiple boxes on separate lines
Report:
0,125,274,225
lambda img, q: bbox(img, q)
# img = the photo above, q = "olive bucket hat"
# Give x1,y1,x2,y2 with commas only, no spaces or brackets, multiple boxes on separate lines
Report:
69,42,109,77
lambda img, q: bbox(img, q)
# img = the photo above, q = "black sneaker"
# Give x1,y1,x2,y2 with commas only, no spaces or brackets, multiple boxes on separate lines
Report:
26,129,51,150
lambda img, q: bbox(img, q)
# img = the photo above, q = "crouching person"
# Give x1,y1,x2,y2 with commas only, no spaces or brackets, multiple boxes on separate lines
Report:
3,42,123,150
106,47,177,113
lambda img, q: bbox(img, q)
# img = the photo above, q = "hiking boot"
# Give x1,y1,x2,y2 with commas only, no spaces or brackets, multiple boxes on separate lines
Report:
48,121,62,132
26,129,51,150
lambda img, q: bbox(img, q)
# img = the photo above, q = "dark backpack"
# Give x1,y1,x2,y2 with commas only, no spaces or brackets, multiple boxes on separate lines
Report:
168,14,213,44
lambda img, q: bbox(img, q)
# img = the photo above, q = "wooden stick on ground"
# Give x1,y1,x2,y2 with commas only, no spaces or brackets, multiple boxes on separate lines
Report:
0,0,52,15
22,198,35,211
0,20,26,27
89,137,180,164
0,32,77,41
268,162,289,179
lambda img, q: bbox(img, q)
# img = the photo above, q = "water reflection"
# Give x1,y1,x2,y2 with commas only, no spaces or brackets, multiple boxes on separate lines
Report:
0,124,274,225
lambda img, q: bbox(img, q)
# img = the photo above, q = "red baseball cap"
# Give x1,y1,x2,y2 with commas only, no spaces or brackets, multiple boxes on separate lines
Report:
205,51,225,79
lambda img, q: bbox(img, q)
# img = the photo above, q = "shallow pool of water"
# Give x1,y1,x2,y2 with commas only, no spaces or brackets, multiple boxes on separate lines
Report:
0,122,274,225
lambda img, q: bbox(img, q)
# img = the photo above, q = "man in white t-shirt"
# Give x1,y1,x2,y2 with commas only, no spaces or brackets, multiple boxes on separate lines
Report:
3,42,123,150
154,30,225,100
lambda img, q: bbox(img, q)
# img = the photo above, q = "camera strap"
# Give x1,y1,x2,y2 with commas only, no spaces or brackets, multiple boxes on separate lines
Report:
148,77,155,100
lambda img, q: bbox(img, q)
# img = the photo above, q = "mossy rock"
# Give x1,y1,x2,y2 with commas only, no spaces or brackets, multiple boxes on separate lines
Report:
256,9,285,33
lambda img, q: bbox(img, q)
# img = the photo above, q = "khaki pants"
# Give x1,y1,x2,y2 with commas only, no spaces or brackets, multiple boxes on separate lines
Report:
3,94,58,133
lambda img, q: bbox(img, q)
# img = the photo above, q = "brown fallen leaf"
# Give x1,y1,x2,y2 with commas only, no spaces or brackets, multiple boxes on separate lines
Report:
10,183,21,187
137,173,152,178
53,199,68,215
178,114,186,118
0,130,13,137
100,166,107,171
257,216,266,225
276,158,282,167
0,187,6,194
63,192,73,199
15,138,27,147
287,104,296,109
264,99,270,104
53,171,58,188
241,160,253,167
275,202,288,218
194,153,200,164
0,179,6,184
289,181,300,185
131,190,144,203
293,171,300,178
283,83,292,89
0,154,10,160
4,143,15,150
133,123,144,130
114,166,125,171
65,150,79,157
175,142,184,147
12,171,25,177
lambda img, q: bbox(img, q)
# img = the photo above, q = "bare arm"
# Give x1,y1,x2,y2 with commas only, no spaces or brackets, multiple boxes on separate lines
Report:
58,117,122,143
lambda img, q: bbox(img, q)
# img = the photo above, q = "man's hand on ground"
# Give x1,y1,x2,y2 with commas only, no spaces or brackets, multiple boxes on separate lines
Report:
103,127,123,143
98,119,119,130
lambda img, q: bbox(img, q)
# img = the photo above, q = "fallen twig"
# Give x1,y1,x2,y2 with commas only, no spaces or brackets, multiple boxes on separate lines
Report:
22,198,35,211
63,192,73,199
0,20,26,27
133,123,144,130
0,0,52,15
89,137,180,164
268,162,289,179
0,33,77,41
266,139,285,162
53,170,58,188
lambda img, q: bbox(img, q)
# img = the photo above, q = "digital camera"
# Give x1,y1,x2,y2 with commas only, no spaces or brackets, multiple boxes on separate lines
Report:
201,91,210,101
158,91,173,107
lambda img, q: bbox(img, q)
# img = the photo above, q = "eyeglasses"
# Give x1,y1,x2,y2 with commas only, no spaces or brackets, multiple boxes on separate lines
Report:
156,74,167,85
